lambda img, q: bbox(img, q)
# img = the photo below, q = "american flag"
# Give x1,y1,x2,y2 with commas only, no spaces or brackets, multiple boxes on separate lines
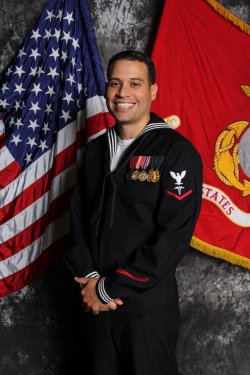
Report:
0,0,113,297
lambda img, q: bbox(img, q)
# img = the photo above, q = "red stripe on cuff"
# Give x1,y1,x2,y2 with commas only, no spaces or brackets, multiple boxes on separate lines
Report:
166,189,193,200
115,269,149,282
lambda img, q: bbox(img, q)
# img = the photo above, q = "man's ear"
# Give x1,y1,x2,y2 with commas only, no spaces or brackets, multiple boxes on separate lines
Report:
150,83,158,101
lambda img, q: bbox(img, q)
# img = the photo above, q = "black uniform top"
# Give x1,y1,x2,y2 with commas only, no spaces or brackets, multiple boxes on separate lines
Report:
65,113,203,307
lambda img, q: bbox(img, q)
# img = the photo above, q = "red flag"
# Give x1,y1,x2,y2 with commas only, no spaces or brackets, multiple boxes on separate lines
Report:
151,0,250,268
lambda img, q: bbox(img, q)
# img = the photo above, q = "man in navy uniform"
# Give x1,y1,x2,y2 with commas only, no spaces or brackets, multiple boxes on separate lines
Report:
65,50,202,374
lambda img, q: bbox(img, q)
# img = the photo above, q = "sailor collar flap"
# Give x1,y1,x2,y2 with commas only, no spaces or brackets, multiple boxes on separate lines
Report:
107,118,171,162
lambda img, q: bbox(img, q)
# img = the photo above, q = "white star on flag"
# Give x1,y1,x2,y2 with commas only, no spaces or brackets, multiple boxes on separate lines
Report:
25,153,32,164
11,134,22,145
63,11,74,25
45,104,53,115
14,83,25,95
45,85,56,97
46,9,55,22
31,83,42,96
37,67,45,77
28,119,40,131
42,123,50,134
63,92,74,104
0,98,9,109
72,37,80,50
50,48,60,61
18,48,27,58
66,73,76,85
31,29,41,41
62,31,72,43
48,67,59,79
29,67,38,77
61,51,68,62
53,29,61,41
14,65,25,78
15,118,23,129
38,140,49,151
60,110,71,122
44,29,52,39
1,83,9,93
26,136,37,148
30,48,41,60
30,102,41,114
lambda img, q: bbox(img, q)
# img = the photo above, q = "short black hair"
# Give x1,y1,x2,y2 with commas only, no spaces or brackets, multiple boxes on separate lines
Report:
107,50,156,85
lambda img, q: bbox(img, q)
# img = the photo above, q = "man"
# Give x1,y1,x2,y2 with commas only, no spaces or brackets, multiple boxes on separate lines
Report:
65,50,203,374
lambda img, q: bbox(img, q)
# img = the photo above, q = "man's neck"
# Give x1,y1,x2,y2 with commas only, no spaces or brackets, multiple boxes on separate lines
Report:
117,118,151,140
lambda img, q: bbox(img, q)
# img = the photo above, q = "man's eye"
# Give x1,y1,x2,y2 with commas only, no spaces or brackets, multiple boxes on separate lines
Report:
131,82,140,87
108,82,119,87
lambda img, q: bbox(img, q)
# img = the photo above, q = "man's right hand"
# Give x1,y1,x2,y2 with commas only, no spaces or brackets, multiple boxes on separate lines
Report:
74,277,123,314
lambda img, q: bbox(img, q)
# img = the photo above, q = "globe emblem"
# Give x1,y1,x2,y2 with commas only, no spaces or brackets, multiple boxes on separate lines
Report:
239,126,250,178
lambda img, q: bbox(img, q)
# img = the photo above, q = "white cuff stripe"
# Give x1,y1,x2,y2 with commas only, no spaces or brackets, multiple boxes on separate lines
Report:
85,271,100,278
98,277,113,303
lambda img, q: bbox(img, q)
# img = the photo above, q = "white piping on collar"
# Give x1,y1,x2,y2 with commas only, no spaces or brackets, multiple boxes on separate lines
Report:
107,121,171,161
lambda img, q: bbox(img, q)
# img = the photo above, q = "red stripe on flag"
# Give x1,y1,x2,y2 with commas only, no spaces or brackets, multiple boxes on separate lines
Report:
0,160,21,189
0,128,85,223
0,189,72,260
76,128,86,150
0,134,5,149
86,112,114,138
0,234,69,298
0,116,4,149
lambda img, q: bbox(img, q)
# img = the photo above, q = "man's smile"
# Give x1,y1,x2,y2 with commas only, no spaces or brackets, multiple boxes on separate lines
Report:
114,102,136,109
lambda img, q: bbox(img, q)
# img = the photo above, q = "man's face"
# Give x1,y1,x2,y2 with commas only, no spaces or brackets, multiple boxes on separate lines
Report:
106,59,158,127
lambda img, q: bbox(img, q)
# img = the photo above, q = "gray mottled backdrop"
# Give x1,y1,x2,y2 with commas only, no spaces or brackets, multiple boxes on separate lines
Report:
0,1,250,374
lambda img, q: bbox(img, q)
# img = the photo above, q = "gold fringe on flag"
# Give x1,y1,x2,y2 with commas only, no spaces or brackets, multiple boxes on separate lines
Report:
191,236,250,269
206,0,250,35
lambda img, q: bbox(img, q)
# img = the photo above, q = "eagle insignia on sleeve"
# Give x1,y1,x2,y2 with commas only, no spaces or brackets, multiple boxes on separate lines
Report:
167,170,192,200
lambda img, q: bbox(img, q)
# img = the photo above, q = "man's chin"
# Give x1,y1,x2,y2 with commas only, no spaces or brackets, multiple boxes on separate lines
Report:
115,119,134,126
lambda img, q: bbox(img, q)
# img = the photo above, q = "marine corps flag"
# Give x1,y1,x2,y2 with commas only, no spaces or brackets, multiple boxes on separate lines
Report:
151,0,250,268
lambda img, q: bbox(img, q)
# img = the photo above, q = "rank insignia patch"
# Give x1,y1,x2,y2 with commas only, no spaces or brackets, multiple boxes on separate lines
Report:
166,170,192,200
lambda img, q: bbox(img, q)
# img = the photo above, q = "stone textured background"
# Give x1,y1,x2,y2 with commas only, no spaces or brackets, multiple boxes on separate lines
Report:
0,1,250,374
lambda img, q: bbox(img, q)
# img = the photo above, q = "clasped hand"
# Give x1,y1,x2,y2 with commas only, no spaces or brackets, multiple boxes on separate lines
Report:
75,277,123,315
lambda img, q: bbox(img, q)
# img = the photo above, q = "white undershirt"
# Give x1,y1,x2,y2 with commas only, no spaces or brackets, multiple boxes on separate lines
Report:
110,136,135,172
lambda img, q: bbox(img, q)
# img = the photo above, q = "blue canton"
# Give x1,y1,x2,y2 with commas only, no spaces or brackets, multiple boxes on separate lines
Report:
0,0,105,171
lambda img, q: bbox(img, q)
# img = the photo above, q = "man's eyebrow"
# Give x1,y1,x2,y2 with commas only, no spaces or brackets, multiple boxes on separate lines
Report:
108,77,144,82
130,78,144,81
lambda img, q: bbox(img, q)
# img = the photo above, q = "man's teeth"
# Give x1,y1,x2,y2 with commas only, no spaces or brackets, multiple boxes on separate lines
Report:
116,103,134,108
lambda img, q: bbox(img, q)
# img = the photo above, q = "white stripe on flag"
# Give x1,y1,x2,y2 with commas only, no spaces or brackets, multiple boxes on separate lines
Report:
0,146,15,171
0,212,69,279
0,98,107,206
0,118,77,207
0,164,75,242
86,95,109,118
87,128,107,142
0,118,4,135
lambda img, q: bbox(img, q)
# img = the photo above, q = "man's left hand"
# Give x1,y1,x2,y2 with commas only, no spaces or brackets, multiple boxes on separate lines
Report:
74,277,123,314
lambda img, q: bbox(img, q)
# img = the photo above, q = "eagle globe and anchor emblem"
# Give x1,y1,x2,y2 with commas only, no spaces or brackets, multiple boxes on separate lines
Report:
213,85,250,196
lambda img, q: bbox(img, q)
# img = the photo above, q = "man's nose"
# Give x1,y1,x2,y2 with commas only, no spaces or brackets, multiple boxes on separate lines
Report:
116,83,130,97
